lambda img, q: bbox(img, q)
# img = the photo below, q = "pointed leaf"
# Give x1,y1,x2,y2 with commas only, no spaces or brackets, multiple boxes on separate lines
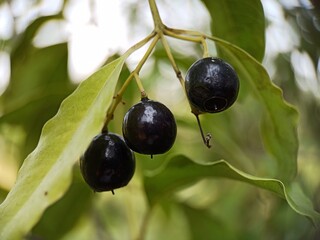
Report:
0,55,127,240
144,155,320,227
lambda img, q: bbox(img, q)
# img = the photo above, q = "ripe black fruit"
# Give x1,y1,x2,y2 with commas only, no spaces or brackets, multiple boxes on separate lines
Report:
80,132,135,193
122,97,177,155
185,57,239,113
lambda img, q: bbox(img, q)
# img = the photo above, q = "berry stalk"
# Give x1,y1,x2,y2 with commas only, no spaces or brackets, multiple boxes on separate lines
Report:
103,33,159,131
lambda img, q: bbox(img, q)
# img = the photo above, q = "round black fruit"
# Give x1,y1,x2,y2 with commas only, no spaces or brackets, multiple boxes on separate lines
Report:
122,97,177,155
80,132,135,192
185,57,239,113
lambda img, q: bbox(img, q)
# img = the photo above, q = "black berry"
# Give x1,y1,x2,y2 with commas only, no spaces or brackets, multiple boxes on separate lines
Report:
80,132,135,193
185,57,239,113
122,97,177,155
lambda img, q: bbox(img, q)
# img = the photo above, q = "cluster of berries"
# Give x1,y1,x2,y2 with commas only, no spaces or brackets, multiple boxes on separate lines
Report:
80,57,239,194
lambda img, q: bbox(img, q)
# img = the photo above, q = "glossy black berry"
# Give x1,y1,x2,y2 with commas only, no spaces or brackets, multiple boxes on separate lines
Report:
122,97,177,155
185,57,239,113
80,132,135,193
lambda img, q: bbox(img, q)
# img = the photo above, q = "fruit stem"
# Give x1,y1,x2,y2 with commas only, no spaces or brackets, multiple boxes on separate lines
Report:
165,27,203,36
194,113,212,148
103,4,226,132
124,31,156,56
148,0,164,31
160,32,185,87
201,36,209,58
103,34,160,130
164,27,204,43
148,1,185,87
135,33,160,73
163,27,227,51
134,72,147,98
164,27,209,57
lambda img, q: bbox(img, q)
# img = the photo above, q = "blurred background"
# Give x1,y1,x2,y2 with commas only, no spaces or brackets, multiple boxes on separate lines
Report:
0,0,319,239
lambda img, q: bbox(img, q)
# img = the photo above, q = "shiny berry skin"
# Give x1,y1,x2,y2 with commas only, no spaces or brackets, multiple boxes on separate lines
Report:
185,57,240,113
80,132,135,192
122,97,177,155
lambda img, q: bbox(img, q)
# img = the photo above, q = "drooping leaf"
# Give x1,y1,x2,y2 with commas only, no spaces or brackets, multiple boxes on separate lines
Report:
202,0,265,61
0,54,127,240
207,36,299,183
144,155,320,227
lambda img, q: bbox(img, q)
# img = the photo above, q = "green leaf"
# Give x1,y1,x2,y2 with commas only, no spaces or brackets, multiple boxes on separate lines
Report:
144,155,320,228
0,94,74,161
210,36,299,183
0,43,75,160
31,168,93,240
5,15,63,70
202,0,265,62
0,55,127,240
3,43,73,113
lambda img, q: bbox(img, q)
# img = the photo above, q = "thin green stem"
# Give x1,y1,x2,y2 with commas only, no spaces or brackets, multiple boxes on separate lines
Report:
164,27,209,57
148,1,185,87
134,72,147,98
164,28,202,43
164,27,222,47
102,34,160,130
195,113,212,148
124,31,157,56
201,37,209,58
148,0,163,30
102,0,222,131
160,33,185,87
102,72,135,132
165,27,204,36
135,33,160,73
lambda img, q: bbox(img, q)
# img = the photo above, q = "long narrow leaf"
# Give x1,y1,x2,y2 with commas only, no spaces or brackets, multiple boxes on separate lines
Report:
144,155,320,228
0,55,127,240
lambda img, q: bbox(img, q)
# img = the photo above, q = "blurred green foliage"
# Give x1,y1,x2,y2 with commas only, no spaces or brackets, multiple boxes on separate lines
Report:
0,0,319,240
